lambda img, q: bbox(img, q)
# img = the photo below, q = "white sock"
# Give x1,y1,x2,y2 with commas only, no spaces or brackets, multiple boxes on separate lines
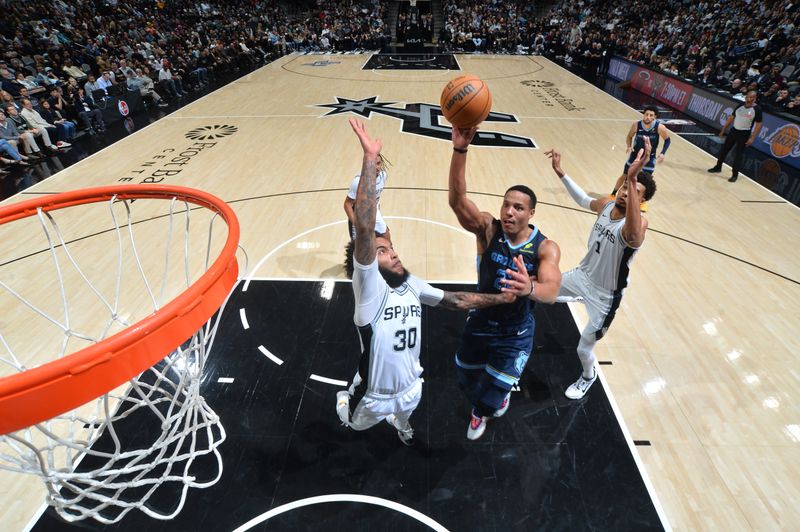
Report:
576,336,597,379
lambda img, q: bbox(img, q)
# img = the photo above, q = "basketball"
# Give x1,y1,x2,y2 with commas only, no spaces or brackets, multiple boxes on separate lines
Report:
440,75,492,129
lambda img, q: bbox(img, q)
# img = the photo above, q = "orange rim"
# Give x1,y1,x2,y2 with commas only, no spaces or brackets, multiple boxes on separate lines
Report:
0,185,240,435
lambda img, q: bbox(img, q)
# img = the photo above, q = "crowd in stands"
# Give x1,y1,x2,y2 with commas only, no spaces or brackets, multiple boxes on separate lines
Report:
282,0,390,52
397,1,434,45
0,0,296,175
438,0,800,116
2,0,798,176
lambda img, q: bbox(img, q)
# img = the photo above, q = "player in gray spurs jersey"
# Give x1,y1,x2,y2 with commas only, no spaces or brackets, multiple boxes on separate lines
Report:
338,118,513,446
510,138,656,400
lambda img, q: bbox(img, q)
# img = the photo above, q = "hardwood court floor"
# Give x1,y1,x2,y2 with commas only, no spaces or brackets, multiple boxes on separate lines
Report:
2,53,800,530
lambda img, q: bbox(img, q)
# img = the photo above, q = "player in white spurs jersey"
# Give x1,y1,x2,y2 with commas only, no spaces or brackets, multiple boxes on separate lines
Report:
339,119,513,445
535,138,657,400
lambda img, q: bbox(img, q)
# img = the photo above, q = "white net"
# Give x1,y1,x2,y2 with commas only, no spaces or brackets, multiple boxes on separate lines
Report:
0,190,240,524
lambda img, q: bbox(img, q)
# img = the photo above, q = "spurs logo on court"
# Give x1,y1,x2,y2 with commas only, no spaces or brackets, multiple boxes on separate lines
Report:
185,125,239,141
316,96,536,148
303,60,342,67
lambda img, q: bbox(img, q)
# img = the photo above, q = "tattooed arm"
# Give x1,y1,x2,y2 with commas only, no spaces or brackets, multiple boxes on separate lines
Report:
349,118,382,266
437,290,515,310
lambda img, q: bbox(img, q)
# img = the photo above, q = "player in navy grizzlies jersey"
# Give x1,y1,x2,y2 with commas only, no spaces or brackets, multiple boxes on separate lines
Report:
449,126,562,441
338,119,513,446
531,138,656,401
610,105,670,212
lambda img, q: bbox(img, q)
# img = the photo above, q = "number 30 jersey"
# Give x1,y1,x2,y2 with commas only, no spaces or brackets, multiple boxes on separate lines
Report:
352,258,443,396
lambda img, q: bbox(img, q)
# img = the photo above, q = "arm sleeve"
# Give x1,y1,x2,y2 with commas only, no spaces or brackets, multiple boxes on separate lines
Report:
352,256,387,326
560,175,593,210
346,175,359,200
408,276,444,307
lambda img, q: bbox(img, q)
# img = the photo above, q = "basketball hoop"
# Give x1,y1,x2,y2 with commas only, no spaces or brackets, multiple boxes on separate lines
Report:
0,185,240,523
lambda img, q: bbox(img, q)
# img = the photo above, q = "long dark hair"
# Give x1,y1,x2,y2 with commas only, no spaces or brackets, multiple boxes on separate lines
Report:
344,240,355,279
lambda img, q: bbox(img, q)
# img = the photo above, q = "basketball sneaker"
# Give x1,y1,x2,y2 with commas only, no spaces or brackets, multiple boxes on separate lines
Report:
335,391,350,426
564,372,598,400
492,393,511,418
386,414,414,446
467,410,488,440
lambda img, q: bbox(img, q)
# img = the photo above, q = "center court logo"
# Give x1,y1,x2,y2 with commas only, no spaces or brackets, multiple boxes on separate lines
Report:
316,96,536,148
303,60,341,67
185,125,239,141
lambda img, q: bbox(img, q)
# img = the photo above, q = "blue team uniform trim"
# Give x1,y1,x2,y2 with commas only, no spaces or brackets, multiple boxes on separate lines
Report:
486,364,519,386
455,353,486,370
505,227,539,250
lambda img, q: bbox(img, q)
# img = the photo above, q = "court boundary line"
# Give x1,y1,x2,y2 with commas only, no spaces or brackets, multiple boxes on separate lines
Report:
279,51,545,83
10,187,799,285
165,114,322,119
562,301,672,532
162,114,633,122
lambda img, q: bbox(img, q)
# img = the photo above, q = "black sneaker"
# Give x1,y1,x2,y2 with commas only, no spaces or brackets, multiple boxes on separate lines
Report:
728,175,738,182
707,166,722,173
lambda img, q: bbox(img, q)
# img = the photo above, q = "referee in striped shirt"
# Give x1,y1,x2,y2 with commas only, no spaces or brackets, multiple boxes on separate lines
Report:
707,90,763,182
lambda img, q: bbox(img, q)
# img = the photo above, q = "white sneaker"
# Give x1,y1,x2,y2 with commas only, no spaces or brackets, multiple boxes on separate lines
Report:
386,414,414,446
492,392,511,418
335,391,350,425
564,372,597,400
56,141,71,148
467,410,488,440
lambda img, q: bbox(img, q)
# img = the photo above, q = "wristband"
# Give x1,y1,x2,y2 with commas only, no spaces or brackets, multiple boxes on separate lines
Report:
660,137,671,155
528,280,534,298
453,147,468,154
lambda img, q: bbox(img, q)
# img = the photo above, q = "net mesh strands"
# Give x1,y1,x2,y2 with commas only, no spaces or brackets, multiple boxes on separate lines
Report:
0,186,240,523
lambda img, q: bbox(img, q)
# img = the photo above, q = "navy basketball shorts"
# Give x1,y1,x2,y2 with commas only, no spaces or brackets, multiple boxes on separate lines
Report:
455,313,534,391
624,153,656,174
